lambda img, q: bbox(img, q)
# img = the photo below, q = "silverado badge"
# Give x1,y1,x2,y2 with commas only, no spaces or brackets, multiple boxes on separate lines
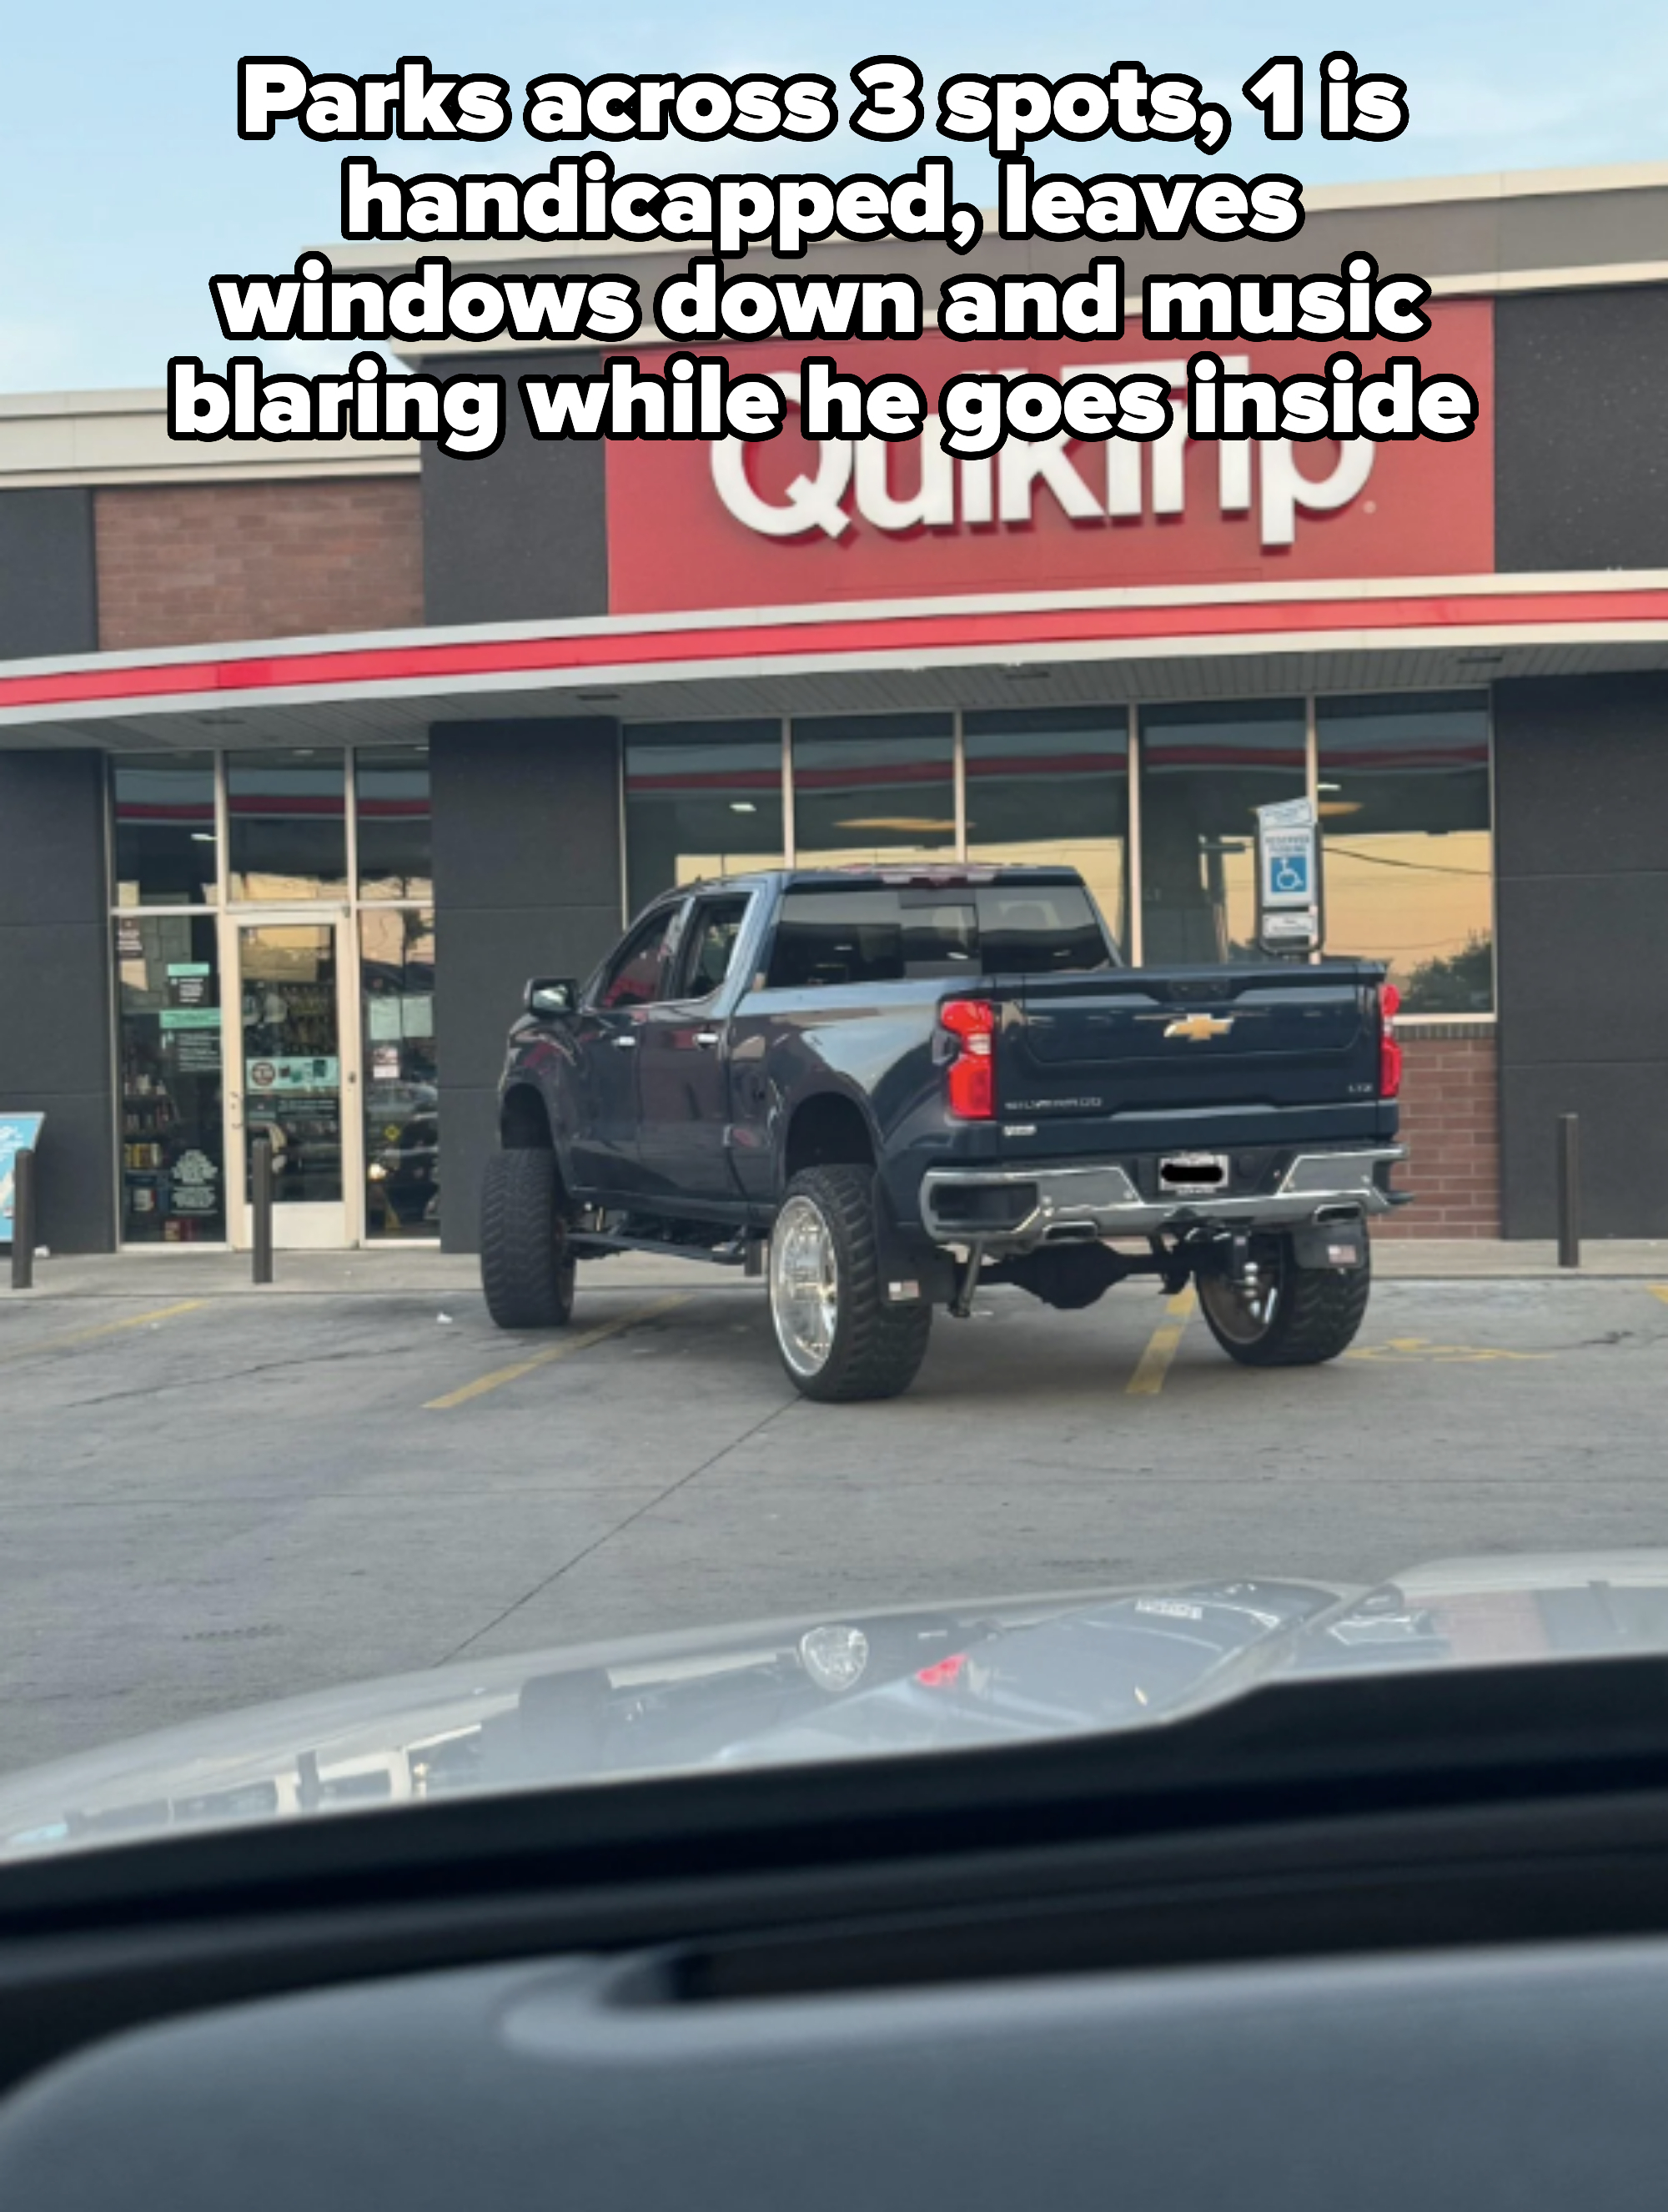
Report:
1163,1013,1236,1041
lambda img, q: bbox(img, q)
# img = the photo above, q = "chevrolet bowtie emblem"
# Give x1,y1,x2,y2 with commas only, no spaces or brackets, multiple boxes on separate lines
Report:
1163,1013,1235,1041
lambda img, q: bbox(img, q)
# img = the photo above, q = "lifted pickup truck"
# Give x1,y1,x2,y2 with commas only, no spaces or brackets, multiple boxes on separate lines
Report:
481,867,1405,1401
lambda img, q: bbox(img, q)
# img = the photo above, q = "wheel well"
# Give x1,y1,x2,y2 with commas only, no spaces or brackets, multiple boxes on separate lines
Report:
784,1093,874,1180
500,1085,554,1150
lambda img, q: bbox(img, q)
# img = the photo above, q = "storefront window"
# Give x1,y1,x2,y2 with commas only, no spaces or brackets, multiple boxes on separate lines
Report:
360,907,438,1239
356,747,432,901
1138,701,1308,963
624,721,785,910
963,708,1130,949
112,755,218,907
226,749,348,900
116,913,226,1242
1317,691,1493,1012
792,713,956,869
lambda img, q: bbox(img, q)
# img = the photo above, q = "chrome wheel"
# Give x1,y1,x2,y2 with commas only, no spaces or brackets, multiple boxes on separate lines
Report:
1198,1255,1284,1346
770,1194,840,1379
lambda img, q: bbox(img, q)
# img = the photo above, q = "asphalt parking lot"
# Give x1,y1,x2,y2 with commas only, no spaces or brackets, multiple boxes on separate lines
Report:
3,1264,1667,1775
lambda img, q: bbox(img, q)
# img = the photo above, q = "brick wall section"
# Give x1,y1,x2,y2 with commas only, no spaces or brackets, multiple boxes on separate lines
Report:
1376,1026,1500,1238
94,478,422,649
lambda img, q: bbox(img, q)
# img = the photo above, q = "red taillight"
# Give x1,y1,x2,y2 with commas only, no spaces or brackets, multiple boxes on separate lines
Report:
942,998,996,1120
915,1653,968,1688
1379,982,1403,1099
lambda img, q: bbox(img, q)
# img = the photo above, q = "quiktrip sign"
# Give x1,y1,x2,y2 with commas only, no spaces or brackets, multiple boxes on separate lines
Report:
605,301,1493,614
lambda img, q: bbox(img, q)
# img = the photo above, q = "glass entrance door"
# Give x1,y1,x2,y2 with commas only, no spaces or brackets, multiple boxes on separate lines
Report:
226,917,358,1249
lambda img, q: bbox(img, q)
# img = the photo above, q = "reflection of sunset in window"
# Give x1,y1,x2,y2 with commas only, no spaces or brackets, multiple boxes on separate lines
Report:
1139,701,1307,964
1319,693,1491,1012
1321,832,1492,993
623,693,1493,1008
964,708,1130,950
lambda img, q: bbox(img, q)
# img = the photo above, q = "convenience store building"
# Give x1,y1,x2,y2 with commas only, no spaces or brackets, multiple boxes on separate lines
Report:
3,158,1668,1254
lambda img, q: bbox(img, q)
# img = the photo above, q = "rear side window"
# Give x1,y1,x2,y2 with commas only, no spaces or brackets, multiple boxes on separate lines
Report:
766,885,1112,988
678,895,751,998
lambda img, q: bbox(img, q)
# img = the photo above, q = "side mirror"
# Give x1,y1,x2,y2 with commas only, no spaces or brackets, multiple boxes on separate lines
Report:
525,976,578,1018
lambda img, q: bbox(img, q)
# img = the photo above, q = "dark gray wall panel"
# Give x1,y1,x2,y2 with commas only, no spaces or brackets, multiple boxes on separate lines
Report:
437,903,622,1082
434,1088,500,1259
421,351,607,626
0,488,97,661
431,721,623,1250
0,753,114,1253
1495,675,1668,1236
0,927,117,1094
0,753,109,928
432,719,621,912
1494,677,1668,879
1500,1063,1668,1244
1496,873,1668,1064
1495,289,1668,572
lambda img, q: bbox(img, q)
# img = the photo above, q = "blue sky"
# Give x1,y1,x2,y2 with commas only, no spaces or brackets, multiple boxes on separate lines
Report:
3,0,1665,392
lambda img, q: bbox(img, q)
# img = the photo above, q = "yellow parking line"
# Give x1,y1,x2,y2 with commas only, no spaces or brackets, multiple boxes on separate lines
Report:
0,1300,205,1364
425,1296,687,1410
1127,1288,1197,1396
1651,1286,1668,1307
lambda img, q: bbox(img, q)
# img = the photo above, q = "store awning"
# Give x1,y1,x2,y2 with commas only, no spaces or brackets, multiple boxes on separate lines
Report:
5,571,1668,751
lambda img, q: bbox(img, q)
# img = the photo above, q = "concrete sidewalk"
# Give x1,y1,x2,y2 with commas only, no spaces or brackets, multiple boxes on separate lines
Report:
5,1238,1666,1302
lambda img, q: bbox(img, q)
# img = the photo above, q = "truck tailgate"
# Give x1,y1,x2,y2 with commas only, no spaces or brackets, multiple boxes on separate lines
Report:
998,965,1384,1157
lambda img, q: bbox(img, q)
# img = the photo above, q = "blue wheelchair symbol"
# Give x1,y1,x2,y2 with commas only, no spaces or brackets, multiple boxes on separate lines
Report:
1273,852,1309,895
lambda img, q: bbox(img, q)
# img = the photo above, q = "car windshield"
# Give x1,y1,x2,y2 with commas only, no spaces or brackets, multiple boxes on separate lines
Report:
3,0,1668,1872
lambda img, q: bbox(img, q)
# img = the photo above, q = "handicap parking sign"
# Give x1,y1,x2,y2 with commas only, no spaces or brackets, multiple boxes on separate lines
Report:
1271,847,1310,897
1261,826,1315,907
1254,798,1320,952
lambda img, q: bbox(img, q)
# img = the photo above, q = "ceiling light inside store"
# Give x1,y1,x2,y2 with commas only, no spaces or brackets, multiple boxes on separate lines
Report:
190,832,215,842
729,802,757,813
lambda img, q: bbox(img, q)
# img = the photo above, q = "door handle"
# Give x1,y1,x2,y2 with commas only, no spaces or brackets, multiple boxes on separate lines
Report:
694,1030,720,1048
612,1033,638,1049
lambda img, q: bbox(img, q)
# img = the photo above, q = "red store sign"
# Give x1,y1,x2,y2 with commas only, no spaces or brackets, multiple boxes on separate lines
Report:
606,299,1495,615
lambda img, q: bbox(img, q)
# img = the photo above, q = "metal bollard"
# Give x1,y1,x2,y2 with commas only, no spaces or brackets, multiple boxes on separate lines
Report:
251,1135,274,1285
9,1148,36,1291
1556,1113,1580,1270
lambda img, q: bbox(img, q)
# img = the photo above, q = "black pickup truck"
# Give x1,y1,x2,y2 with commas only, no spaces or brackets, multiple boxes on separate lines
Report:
480,867,1405,1401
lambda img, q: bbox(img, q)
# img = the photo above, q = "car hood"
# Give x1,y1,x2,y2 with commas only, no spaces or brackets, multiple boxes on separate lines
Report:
8,1550,1668,1862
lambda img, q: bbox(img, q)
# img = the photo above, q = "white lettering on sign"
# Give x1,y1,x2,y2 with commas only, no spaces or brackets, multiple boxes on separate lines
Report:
710,358,1376,550
709,372,852,538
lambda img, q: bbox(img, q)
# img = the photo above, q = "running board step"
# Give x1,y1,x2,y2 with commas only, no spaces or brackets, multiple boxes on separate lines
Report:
569,1232,752,1266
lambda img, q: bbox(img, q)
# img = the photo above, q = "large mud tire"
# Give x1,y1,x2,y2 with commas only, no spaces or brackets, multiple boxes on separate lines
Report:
769,1164,932,1403
480,1149,576,1331
1197,1233,1371,1368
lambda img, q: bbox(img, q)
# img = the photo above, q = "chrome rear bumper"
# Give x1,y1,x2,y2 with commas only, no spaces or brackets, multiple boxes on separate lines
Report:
920,1148,1407,1251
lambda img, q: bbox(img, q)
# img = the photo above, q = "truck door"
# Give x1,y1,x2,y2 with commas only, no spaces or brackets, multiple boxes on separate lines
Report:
636,891,754,1204
566,902,685,1200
